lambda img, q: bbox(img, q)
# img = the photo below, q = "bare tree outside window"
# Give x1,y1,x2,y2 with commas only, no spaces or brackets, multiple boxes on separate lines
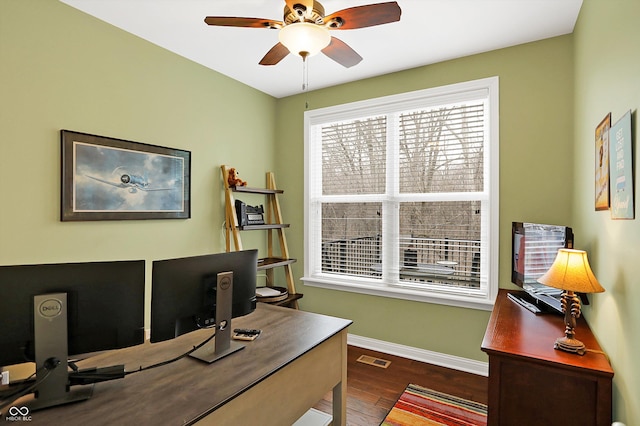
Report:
305,77,499,308
320,103,484,288
322,116,386,196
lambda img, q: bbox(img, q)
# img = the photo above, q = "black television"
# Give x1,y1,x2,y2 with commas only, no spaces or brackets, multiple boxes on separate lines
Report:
511,222,574,314
150,250,258,364
0,260,145,411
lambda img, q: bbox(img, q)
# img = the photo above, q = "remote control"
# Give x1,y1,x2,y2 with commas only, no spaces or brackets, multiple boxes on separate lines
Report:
233,328,261,335
233,332,259,341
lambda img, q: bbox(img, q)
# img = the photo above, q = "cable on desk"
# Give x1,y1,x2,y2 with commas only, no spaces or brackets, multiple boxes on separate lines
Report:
0,367,51,411
1,331,220,396
125,330,217,375
585,348,610,363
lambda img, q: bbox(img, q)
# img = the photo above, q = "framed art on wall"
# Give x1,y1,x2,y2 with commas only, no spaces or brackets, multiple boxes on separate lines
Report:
61,130,191,221
609,111,634,220
595,113,611,210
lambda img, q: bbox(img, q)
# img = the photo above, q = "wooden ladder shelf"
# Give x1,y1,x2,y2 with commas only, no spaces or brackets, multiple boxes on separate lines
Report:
221,165,302,309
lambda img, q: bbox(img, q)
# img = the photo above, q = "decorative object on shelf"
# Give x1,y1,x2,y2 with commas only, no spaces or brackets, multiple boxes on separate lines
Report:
537,249,605,355
595,113,611,211
235,200,265,226
221,165,302,309
227,167,247,187
609,110,634,219
61,130,190,221
256,286,289,303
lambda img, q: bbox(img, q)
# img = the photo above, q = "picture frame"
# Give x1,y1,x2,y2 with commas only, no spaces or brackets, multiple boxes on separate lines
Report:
595,113,611,210
61,130,191,221
609,111,634,220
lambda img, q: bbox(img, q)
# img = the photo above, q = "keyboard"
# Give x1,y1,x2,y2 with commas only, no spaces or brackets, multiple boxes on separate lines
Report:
532,292,563,314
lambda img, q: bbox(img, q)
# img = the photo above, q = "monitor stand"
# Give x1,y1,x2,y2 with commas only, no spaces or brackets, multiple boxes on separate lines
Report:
22,293,93,411
190,272,245,364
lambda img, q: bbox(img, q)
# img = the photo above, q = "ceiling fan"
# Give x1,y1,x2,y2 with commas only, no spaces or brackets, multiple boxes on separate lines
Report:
204,1,402,68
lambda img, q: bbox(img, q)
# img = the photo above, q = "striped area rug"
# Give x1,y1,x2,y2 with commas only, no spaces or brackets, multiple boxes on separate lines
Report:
381,384,487,426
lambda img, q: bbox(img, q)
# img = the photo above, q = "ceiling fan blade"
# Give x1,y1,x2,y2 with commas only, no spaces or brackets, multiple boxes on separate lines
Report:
204,16,282,29
321,37,363,68
324,2,401,30
285,0,315,21
259,43,290,66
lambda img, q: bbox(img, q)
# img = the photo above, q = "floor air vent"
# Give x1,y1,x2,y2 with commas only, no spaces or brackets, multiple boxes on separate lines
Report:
356,355,391,368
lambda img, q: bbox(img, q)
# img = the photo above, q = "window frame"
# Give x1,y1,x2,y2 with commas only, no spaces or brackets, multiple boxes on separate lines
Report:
302,77,499,311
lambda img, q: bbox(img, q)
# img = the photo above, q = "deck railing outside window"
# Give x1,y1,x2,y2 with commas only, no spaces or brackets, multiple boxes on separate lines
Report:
322,235,481,288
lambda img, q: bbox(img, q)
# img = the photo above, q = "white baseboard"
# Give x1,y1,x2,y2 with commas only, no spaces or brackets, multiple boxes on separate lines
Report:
144,329,488,376
347,334,489,377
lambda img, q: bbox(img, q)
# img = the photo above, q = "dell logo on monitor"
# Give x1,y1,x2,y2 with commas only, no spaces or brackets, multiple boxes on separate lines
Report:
38,298,63,319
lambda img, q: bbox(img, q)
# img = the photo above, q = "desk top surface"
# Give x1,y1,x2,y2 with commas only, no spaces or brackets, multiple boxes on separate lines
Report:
16,304,352,425
481,290,613,376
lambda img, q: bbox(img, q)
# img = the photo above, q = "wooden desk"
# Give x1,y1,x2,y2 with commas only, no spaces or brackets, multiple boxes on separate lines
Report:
16,303,351,425
481,290,613,426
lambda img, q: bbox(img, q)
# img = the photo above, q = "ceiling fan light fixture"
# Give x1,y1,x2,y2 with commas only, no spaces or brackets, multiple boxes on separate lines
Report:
278,22,330,58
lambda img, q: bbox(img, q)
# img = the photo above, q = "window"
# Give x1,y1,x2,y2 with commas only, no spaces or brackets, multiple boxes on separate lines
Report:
303,77,499,310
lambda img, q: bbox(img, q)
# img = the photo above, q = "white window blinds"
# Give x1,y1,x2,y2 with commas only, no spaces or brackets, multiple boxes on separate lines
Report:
304,77,499,310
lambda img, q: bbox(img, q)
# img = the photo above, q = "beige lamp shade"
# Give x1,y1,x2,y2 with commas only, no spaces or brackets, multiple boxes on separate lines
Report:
537,249,605,293
279,22,331,58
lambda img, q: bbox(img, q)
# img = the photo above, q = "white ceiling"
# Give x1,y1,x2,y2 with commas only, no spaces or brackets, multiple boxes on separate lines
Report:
59,0,583,98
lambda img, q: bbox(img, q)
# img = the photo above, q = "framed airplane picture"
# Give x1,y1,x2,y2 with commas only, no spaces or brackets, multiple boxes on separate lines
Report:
61,130,191,221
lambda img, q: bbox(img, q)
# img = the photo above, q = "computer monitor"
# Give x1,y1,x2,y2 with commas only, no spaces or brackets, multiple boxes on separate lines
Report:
150,249,258,364
511,222,576,313
0,260,145,411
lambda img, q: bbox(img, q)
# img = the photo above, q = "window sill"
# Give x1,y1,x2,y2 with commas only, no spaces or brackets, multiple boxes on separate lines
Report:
302,276,496,311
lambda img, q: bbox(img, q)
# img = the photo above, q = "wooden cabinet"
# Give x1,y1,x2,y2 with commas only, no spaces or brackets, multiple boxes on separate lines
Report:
221,165,302,308
481,290,613,426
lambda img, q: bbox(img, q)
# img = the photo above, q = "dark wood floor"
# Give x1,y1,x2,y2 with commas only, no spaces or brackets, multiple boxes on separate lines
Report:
313,345,488,425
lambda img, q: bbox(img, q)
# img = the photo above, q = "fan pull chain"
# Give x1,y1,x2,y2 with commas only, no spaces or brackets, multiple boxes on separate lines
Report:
301,52,309,92
301,53,310,109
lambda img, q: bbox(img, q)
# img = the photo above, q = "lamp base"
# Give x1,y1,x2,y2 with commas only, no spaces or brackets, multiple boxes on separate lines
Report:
554,336,586,355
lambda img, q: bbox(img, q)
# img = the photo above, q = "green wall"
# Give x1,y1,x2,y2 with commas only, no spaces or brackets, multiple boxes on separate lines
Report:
573,1,640,424
276,36,575,361
0,0,277,323
2,0,638,423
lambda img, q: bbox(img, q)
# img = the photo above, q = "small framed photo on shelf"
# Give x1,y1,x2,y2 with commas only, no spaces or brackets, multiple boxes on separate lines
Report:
61,130,191,221
609,111,634,219
595,113,611,210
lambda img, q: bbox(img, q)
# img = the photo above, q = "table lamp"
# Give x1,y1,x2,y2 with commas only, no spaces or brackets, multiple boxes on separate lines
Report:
537,249,605,355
